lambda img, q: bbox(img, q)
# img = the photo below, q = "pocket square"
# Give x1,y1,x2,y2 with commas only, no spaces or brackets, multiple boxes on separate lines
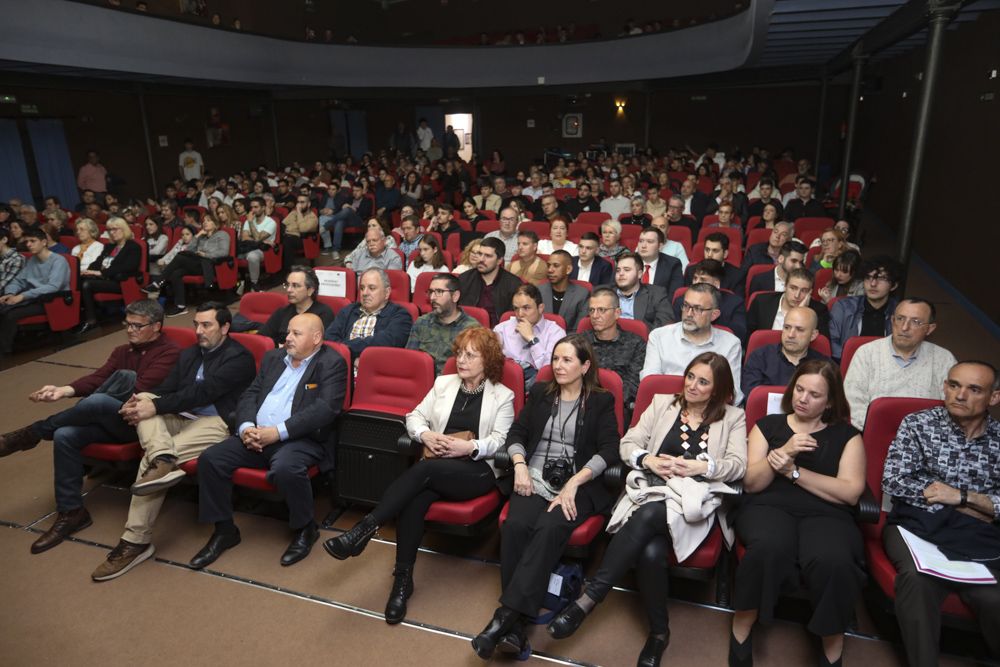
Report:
305,383,318,390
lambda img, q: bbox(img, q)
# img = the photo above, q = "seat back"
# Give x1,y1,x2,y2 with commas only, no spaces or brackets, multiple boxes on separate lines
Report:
475,219,500,234
746,228,771,247
862,397,943,508
794,216,835,237
161,326,198,348
322,341,353,409
353,347,435,414
462,306,491,329
841,335,881,375
812,268,833,301
666,226,692,255
744,264,774,300
745,330,832,359
631,375,684,427
697,226,742,251
229,333,275,370
519,221,551,239
398,302,420,322
239,292,287,325
535,366,624,435
574,212,611,226
443,357,525,413
316,295,352,315
385,269,411,302
745,385,789,432
315,266,357,300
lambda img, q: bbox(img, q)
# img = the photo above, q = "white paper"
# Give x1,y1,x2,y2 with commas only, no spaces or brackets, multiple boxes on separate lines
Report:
317,270,347,297
547,572,564,597
766,392,784,415
898,526,997,584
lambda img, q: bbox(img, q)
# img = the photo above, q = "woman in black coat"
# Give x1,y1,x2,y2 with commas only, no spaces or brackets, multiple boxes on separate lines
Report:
76,218,142,334
471,334,621,660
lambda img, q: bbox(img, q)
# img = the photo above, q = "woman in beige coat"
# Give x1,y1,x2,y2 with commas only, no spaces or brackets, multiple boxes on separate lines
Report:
547,351,747,667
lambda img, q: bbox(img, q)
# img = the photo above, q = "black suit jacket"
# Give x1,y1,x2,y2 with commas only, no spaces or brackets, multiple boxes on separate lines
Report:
457,268,523,326
563,197,601,219
500,384,621,511
151,336,257,431
630,283,673,330
686,191,711,224
236,345,348,471
673,291,748,344
783,198,826,222
87,239,142,281
748,269,776,296
684,262,745,296
332,193,373,221
648,252,683,297
746,292,830,338
571,256,613,286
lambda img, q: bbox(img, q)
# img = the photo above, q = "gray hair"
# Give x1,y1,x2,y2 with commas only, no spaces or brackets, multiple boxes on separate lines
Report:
590,286,620,309
687,282,720,309
360,267,391,290
125,298,165,325
74,218,100,239
289,265,319,293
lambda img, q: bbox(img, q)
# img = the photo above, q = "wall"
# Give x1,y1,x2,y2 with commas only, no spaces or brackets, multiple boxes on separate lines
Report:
852,11,1000,322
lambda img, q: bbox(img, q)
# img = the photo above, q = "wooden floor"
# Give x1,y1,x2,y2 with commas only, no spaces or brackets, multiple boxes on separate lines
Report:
1,213,995,667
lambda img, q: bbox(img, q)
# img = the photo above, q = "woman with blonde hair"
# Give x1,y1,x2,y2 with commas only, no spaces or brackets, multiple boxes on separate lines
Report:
453,239,482,275
76,218,142,335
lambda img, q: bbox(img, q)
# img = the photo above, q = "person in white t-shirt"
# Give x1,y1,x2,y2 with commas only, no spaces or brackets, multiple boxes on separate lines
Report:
416,118,434,153
178,139,204,182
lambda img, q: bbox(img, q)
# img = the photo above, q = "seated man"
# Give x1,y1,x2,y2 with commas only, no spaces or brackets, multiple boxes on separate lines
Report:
192,313,347,568
684,232,743,294
747,240,807,295
881,360,1000,667
324,268,412,366
509,230,547,285
280,194,318,274
562,182,600,219
648,215,689,271
397,215,424,266
319,181,372,260
239,197,277,293
675,259,747,343
571,232,614,286
483,207,519,263
90,303,256,581
0,227,71,358
493,283,565,389
641,282,744,404
705,201,740,229
830,255,902,359
0,300,179,553
581,286,645,418
741,306,830,403
457,237,522,328
844,298,956,429
405,273,480,374
635,227,683,297
345,227,403,273
783,178,826,222
473,180,502,213
741,221,792,269
614,252,673,331
257,266,335,347
746,267,829,338
539,250,588,334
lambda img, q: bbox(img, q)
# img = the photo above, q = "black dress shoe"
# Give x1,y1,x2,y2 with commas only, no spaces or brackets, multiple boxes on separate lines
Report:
471,606,519,660
384,564,414,625
75,321,98,336
189,529,241,570
729,631,753,667
496,619,527,656
281,523,319,566
637,632,670,667
547,601,590,639
141,280,163,294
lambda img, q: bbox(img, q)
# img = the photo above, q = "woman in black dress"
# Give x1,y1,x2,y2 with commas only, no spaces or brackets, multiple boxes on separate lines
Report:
730,359,866,667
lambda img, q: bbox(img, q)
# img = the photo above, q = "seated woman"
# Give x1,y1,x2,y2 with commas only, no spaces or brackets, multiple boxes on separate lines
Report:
471,334,620,660
598,220,627,259
323,328,516,623
144,218,170,275
406,234,447,291
546,352,747,667
76,218,142,335
730,359,866,667
142,216,230,317
809,228,848,272
70,218,104,270
155,224,197,273
461,197,486,227
537,216,579,256
817,250,863,305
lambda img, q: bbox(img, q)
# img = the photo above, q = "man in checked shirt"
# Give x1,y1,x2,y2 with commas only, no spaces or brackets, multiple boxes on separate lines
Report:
881,360,1000,667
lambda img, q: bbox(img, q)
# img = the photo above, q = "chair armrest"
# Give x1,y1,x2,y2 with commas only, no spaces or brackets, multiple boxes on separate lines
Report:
494,448,512,471
854,485,880,524
396,433,422,457
602,463,626,491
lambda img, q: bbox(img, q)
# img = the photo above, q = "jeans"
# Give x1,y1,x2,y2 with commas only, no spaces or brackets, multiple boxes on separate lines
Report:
320,208,362,251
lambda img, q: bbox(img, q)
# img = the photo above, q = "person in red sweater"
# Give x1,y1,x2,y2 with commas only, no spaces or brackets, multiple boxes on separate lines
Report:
0,299,179,554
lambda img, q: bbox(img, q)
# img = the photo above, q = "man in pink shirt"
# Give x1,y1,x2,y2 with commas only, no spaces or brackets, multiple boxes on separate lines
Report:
77,150,108,197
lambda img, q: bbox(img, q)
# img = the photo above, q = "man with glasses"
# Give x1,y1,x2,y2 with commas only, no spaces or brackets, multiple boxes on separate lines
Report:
0,300,179,554
405,274,479,374
829,255,903,359
484,208,519,263
640,282,744,404
844,298,956,429
90,302,256,581
581,287,645,419
280,194,319,273
397,215,424,267
258,267,334,347
347,227,403,273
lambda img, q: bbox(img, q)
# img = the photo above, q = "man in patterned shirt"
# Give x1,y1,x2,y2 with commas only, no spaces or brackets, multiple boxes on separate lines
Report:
881,360,1000,667
324,268,412,370
405,274,480,374
581,287,645,423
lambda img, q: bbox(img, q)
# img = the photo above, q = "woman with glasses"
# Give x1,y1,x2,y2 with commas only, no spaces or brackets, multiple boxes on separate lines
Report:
809,228,848,271
324,328,516,625
76,218,142,335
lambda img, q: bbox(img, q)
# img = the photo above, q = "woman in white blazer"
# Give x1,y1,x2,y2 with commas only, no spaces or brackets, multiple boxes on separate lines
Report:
547,351,747,667
324,327,515,624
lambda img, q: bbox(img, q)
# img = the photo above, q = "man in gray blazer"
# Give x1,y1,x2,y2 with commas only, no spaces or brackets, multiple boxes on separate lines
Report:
538,250,589,333
614,253,674,331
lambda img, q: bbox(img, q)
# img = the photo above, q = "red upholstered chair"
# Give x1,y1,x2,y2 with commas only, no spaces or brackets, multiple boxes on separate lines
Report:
745,290,775,312
397,302,420,323
745,330,832,360
575,316,649,341
569,279,592,293
385,269,411,303
840,335,881,375
812,268,833,301
619,224,642,251
162,325,198,348
554,187,577,200
475,219,500,234
744,385,789,432
315,266,357,300
16,254,80,333
182,227,238,291
316,295,351,315
629,375,685,428
301,231,321,263
746,215,763,230
229,333,275,369
793,217,835,237
574,212,611,226
666,227,693,256
697,226,742,252
746,228,772,247
519,221,551,239
860,398,975,621
411,271,451,313
498,311,567,332
744,264,774,300
93,239,147,308
805,246,822,268
462,306,491,329
238,291,287,327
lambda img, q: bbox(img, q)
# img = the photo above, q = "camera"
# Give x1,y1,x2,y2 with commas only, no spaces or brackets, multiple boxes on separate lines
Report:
542,458,574,490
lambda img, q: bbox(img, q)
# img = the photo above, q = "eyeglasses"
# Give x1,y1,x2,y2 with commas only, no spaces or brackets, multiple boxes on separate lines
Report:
680,302,714,314
587,306,614,316
455,350,481,361
122,320,155,331
864,273,892,284
893,315,929,328
426,288,455,297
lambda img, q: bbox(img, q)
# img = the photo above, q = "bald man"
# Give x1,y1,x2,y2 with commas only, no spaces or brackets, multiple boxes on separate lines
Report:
741,306,831,403
192,313,348,569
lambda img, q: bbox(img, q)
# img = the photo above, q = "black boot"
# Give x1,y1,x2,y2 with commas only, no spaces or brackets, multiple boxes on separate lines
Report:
497,618,527,656
637,632,670,667
547,601,591,639
323,514,377,560
729,631,753,667
471,606,519,660
384,564,414,625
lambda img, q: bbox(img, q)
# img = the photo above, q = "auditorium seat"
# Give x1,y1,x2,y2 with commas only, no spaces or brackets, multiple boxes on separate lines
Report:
574,212,611,226
461,306,491,329
92,239,147,307
744,264,774,300
182,227,238,291
238,291,287,327
16,254,80,333
667,227,693,256
793,216,835,237
314,266,357,300
229,332,274,369
812,268,833,301
697,226,742,251
745,228,771,247
385,269,411,303
840,335,881,375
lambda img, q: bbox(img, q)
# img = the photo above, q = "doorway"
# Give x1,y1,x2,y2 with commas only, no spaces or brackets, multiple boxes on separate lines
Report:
444,113,473,162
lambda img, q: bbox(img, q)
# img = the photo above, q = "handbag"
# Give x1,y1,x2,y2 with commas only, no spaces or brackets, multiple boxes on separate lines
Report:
422,430,474,459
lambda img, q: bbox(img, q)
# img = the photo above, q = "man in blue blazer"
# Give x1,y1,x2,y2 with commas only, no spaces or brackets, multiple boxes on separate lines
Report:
636,227,683,298
192,313,347,569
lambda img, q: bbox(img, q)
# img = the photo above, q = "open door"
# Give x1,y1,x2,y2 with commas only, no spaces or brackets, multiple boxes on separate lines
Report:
444,113,473,162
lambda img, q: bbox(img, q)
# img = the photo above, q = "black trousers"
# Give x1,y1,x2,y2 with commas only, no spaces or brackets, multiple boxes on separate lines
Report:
282,235,304,274
371,457,495,566
80,278,121,323
883,525,1000,667
0,301,46,354
734,504,865,636
587,502,673,634
197,435,324,531
162,254,214,307
499,491,598,617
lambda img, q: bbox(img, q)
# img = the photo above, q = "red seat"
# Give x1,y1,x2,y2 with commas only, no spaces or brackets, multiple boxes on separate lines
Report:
576,316,649,341
315,266,357,300
805,246,822,268
554,187,577,200
316,295,352,315
536,365,624,436
499,501,606,547
182,228,238,291
574,212,611,226
630,375,685,427
475,219,500,234
443,357,525,413
517,221,550,239
229,332,275,369
690,242,741,267
746,290,776,312
744,264,774,301
666,227,693,256
697,226,742,252
745,330,832,360
16,254,80,333
162,325,198,348
462,306,491,329
301,232,321,262
841,335,881,374
746,215,763,231
812,268,833,301
93,239,147,307
746,228,772,247
385,269,411,303
744,385,790,432
411,270,451,313
619,225,642,251
497,311,567,332
425,487,503,524
238,292,287,326
350,347,435,417
793,217,835,237
398,302,420,322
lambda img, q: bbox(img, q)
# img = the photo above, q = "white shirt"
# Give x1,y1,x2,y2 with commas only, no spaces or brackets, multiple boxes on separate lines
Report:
600,195,630,220
523,186,544,200
537,239,578,256
682,195,694,216
662,239,688,271
774,267,786,292
407,261,440,291
771,301,788,331
416,125,434,151
178,150,204,181
576,259,593,283
243,215,277,243
640,323,744,404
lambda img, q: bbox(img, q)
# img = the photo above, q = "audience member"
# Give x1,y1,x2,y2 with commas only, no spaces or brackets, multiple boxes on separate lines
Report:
563,183,600,218
0,226,26,293
238,197,277,292
817,249,864,305
77,218,143,334
494,283,566,389
143,216,230,316
509,230,547,285
346,227,403,272
598,219,628,259
614,253,673,331
742,306,829,402
600,180,630,220
406,234,447,291
281,193,319,273
537,217,578,256
747,267,829,338
324,268,412,363
581,287,645,413
405,273,481,374
538,251,588,334
483,208,519,262
742,222,792,269
457,237,521,327
829,255,902,359
257,267,335,346
675,260,747,343
635,228,683,296
320,182,372,260
782,179,825,222
747,240,807,295
571,232,613,286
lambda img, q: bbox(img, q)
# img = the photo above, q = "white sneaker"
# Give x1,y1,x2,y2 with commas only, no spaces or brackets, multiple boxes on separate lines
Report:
331,251,340,260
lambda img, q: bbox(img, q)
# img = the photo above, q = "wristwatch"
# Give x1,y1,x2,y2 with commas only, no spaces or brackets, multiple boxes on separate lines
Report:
790,466,801,484
960,487,968,507
525,336,539,347
470,443,480,460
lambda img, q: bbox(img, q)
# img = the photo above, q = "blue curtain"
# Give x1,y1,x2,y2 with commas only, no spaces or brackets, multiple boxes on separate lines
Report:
26,119,79,209
0,120,33,204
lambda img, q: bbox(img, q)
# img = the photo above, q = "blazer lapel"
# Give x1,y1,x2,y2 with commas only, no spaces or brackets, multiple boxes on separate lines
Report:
434,377,461,432
291,348,324,409
644,397,681,454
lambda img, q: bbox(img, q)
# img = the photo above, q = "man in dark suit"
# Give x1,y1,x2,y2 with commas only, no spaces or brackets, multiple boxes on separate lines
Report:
570,232,614,286
457,236,523,328
679,178,710,225
192,313,347,569
324,267,412,360
636,227,683,297
684,233,745,295
747,268,830,338
741,221,793,270
783,179,827,222
614,253,673,331
747,240,807,296
538,251,589,333
562,182,601,219
675,260,748,343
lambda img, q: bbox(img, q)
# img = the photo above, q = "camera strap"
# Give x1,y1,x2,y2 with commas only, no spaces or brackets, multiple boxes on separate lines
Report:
543,393,581,468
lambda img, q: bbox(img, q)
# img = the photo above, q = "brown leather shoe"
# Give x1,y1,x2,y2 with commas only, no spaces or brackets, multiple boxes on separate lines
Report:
0,426,41,458
30,508,93,554
92,539,155,581
130,457,185,496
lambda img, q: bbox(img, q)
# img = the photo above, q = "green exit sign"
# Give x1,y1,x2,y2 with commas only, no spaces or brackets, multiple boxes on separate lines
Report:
0,95,15,104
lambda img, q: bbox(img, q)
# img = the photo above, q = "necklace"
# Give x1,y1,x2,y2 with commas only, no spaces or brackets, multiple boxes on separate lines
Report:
459,378,486,411
679,410,710,457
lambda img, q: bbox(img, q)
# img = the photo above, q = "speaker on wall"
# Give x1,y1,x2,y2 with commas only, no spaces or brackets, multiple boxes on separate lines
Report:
562,113,583,138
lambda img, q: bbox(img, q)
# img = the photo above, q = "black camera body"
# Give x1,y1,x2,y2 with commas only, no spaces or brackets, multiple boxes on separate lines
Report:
542,458,574,489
